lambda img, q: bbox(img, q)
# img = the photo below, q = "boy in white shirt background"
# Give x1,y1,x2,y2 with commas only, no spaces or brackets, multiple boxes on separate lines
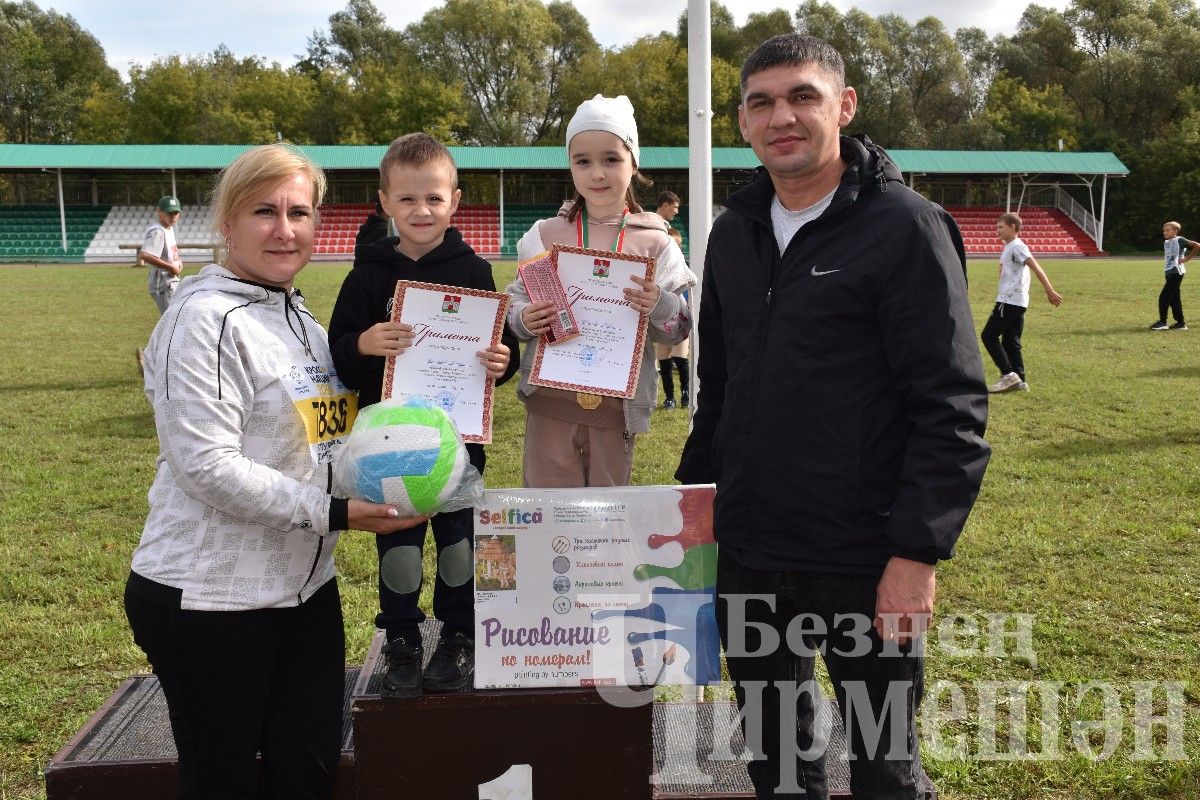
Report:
982,212,1063,393
1149,220,1198,331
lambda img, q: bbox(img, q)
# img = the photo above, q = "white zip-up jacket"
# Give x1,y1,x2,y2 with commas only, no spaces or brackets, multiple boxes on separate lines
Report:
132,264,356,610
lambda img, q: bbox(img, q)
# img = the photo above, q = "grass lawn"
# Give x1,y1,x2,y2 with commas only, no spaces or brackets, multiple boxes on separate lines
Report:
0,258,1197,799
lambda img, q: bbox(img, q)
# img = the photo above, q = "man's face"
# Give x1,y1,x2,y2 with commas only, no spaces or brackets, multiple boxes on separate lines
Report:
738,62,856,183
157,209,180,228
658,202,679,222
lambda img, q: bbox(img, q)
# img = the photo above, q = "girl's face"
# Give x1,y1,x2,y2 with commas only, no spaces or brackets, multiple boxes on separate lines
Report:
569,130,635,219
221,172,316,289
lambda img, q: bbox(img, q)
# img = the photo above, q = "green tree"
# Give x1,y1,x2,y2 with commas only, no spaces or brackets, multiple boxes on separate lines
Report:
409,0,598,145
0,1,122,142
127,49,317,145
983,75,1080,149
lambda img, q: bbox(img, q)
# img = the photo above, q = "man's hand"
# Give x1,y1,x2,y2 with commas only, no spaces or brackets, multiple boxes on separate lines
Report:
874,556,936,643
357,321,414,357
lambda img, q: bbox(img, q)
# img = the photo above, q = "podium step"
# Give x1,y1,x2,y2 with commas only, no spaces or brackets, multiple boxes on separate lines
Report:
47,621,935,799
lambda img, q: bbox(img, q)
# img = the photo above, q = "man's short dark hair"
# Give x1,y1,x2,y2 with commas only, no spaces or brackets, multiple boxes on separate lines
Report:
741,33,846,96
657,191,680,208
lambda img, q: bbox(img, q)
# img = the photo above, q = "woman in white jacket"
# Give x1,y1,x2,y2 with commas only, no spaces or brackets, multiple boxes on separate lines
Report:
124,144,422,800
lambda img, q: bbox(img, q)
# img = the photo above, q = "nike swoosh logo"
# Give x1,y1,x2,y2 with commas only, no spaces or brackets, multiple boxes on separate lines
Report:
811,267,841,276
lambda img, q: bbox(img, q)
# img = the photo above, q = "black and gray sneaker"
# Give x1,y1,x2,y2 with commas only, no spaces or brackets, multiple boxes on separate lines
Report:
1169,322,1188,330
422,629,474,693
381,636,423,699
1149,320,1169,331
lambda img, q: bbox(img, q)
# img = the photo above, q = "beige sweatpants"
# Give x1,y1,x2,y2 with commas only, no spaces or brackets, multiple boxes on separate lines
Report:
521,412,635,488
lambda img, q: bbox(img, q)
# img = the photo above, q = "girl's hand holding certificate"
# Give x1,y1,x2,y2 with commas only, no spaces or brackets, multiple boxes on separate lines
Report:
623,274,661,316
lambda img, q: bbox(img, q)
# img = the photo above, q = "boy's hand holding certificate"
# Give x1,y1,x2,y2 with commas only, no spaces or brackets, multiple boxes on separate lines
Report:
382,280,510,443
529,245,655,399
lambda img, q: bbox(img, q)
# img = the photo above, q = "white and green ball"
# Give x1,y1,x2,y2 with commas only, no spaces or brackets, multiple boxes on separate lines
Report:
334,398,473,517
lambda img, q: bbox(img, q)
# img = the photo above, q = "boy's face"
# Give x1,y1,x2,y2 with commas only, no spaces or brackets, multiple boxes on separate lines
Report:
996,221,1018,242
1163,225,1179,239
379,160,461,260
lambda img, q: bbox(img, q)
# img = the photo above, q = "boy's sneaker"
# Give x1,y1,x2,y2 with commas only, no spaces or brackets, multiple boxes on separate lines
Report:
1149,320,1169,331
1169,322,1188,330
1016,381,1029,391
423,629,474,693
662,398,676,410
680,390,690,408
380,636,423,699
987,372,1022,393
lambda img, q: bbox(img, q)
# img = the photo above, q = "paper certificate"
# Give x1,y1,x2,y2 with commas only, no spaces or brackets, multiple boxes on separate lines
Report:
528,245,655,399
382,280,510,443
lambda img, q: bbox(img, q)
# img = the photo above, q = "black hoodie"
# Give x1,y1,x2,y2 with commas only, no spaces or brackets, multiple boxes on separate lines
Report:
328,228,520,466
675,134,990,574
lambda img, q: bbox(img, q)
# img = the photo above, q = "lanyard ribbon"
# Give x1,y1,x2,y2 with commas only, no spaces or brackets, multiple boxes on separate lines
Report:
577,207,628,252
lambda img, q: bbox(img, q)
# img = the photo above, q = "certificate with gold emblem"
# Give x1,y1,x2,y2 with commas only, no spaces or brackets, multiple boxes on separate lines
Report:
528,245,655,399
382,280,509,443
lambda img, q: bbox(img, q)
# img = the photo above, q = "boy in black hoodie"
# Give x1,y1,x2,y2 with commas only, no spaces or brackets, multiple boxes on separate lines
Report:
329,133,518,698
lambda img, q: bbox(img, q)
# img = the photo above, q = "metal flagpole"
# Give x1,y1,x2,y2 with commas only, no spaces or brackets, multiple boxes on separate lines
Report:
687,0,712,426
57,169,68,252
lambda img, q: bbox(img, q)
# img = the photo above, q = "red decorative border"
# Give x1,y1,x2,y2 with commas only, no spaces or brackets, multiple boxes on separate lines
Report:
529,244,656,400
382,279,510,444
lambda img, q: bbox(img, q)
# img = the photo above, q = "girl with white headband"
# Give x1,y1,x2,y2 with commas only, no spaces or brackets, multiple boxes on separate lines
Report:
506,94,696,487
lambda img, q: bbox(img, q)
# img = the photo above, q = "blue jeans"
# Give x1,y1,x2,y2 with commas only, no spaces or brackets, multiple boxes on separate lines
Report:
716,548,926,799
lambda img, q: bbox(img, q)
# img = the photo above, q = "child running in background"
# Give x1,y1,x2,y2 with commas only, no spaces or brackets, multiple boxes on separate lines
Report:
657,227,691,409
328,133,517,699
1149,220,1198,331
981,212,1062,393
506,95,696,486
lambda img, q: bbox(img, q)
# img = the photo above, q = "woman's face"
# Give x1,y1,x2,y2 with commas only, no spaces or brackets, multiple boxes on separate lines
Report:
221,171,316,289
569,130,635,219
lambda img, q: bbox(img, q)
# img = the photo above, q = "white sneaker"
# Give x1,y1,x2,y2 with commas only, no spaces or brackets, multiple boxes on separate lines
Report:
988,372,1022,393
1017,381,1029,391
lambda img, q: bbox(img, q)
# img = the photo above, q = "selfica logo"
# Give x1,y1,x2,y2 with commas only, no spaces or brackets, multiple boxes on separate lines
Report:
479,508,544,526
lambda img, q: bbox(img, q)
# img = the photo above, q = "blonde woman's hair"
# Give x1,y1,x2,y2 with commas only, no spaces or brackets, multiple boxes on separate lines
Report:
211,144,327,233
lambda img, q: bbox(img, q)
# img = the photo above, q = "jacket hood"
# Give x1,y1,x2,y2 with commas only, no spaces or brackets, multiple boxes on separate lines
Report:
174,263,294,305
726,133,904,226
553,201,670,233
352,225,475,272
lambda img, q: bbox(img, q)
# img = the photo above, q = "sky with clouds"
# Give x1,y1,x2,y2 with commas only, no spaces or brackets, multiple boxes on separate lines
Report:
39,0,1071,78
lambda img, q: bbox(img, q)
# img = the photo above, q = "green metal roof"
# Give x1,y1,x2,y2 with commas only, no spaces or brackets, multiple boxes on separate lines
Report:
0,144,1128,175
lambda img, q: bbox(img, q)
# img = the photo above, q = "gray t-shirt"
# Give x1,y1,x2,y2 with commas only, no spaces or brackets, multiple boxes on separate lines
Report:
1164,236,1194,274
771,189,836,256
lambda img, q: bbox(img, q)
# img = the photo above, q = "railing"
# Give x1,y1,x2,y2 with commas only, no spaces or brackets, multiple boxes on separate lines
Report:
1055,186,1098,243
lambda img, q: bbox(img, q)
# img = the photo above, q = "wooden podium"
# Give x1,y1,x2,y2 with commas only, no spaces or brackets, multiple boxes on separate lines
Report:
46,622,936,799
351,629,652,799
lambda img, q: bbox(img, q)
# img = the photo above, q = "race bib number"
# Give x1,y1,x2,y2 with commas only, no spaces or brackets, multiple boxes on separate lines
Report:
282,362,358,464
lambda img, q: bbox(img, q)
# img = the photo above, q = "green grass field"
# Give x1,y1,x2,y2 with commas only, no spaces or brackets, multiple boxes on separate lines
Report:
0,258,1197,799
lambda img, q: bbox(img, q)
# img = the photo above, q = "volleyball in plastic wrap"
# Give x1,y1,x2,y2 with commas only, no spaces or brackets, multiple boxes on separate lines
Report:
333,397,482,517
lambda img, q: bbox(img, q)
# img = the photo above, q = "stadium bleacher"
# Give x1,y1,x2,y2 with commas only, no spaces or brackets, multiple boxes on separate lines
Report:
86,205,218,262
947,206,1101,256
0,206,109,262
2,202,1095,262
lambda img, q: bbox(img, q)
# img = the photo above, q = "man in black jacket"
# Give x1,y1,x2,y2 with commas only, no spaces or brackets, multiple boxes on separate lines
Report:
676,34,990,799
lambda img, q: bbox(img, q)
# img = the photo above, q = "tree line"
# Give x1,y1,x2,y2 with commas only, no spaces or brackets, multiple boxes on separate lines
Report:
1,0,1198,249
